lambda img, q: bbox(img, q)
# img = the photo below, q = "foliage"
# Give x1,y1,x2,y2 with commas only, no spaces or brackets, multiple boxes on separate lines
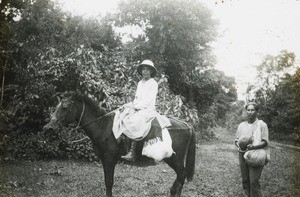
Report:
2,45,201,160
114,0,237,130
0,0,124,160
4,0,123,129
115,0,217,98
1,0,238,160
0,0,30,106
248,51,300,143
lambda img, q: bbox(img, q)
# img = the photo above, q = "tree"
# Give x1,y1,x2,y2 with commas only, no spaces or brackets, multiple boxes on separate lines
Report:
114,0,217,97
2,0,124,130
1,0,238,160
251,50,296,103
0,0,30,106
114,0,237,129
248,51,300,143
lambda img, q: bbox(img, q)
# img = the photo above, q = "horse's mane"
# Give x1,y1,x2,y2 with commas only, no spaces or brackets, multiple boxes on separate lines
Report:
67,92,107,117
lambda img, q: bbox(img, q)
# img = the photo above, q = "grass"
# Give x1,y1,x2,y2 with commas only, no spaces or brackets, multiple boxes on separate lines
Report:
0,129,299,197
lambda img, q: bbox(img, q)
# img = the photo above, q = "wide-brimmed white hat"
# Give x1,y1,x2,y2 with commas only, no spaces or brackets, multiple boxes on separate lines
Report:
137,60,157,78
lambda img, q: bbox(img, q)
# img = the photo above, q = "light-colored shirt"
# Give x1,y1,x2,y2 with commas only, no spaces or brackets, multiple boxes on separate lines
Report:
235,119,269,145
132,78,158,110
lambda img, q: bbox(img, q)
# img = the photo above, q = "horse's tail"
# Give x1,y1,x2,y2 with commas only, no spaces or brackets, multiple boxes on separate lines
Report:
186,126,196,182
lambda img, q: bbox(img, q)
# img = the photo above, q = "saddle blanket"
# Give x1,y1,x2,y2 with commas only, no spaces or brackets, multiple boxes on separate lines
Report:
112,107,174,161
142,128,174,162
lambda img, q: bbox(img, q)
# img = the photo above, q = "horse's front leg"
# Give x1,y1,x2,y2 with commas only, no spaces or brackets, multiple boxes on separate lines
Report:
103,153,117,197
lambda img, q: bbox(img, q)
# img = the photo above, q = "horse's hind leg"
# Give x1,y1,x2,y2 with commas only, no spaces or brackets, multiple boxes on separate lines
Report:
170,179,183,197
164,155,186,197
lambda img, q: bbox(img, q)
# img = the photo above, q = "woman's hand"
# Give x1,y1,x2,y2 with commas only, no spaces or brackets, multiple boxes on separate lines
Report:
132,103,142,111
133,107,141,111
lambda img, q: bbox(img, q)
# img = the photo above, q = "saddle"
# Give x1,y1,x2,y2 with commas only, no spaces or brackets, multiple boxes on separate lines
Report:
120,117,190,161
143,116,191,142
119,118,162,159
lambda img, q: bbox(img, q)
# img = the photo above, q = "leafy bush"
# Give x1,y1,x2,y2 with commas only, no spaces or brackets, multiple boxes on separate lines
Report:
1,0,238,161
249,51,300,144
2,44,201,161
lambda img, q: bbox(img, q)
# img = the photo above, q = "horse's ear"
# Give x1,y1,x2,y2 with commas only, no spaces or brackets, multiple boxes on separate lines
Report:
53,92,63,102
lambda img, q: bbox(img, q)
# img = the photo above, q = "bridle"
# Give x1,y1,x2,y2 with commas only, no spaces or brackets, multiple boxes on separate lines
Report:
65,99,116,143
69,100,85,133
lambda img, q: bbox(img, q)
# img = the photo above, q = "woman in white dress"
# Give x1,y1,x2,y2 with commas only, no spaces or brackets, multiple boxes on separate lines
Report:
113,60,171,161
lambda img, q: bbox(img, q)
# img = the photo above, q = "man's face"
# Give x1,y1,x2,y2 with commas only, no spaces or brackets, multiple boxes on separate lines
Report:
246,104,257,119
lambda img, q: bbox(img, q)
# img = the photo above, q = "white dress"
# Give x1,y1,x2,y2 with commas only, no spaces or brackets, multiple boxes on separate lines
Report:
133,78,157,111
113,78,174,161
113,78,160,140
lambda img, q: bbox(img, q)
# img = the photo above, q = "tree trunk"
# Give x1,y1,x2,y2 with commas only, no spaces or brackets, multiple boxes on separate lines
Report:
0,60,6,107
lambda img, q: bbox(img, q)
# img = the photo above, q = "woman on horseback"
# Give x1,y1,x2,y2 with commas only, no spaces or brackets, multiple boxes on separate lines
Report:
113,60,171,161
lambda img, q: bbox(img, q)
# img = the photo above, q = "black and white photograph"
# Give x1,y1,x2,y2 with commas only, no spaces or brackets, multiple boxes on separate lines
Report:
0,0,299,196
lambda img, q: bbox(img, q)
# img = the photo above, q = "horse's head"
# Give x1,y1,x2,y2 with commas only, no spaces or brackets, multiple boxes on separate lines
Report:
44,95,80,130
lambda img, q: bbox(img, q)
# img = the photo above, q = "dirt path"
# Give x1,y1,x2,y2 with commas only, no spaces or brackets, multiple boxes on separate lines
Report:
203,128,300,197
189,129,244,197
0,129,299,197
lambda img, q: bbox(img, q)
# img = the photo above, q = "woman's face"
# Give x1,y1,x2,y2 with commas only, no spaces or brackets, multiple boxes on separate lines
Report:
141,66,152,80
246,104,257,120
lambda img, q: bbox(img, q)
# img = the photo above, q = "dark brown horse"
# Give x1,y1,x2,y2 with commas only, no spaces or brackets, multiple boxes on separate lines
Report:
44,93,195,197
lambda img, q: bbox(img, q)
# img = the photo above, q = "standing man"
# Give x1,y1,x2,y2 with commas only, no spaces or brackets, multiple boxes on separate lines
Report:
235,101,269,197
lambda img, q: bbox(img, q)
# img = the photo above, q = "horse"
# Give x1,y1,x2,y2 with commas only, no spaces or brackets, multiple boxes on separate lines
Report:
44,92,196,197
